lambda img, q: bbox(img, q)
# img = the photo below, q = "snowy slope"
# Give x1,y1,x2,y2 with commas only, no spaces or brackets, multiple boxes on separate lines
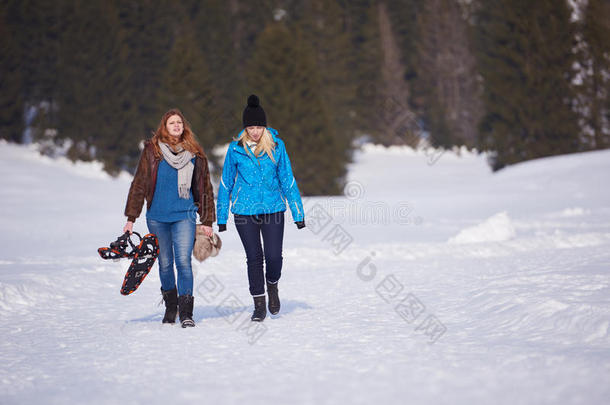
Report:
1,139,609,405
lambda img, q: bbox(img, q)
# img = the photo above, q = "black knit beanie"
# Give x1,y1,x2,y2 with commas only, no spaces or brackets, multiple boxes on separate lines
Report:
242,94,267,128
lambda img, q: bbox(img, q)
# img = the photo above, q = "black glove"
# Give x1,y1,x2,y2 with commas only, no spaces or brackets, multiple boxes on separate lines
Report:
295,221,305,229
218,224,227,232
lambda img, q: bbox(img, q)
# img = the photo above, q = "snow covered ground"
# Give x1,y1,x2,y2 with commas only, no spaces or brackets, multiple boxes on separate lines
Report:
1,139,609,404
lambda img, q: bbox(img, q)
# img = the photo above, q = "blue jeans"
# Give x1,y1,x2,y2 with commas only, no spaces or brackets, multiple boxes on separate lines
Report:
234,212,284,296
146,217,195,296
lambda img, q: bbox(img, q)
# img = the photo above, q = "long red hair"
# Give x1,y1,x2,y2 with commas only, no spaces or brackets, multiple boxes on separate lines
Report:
151,109,205,158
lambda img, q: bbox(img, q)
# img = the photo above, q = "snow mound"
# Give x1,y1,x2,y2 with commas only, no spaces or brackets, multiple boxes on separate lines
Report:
448,211,516,244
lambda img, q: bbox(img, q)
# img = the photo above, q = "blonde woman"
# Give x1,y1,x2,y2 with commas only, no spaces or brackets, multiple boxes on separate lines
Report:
217,95,305,321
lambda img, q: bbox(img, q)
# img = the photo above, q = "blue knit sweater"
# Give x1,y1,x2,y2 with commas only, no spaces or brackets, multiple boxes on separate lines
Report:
146,158,196,223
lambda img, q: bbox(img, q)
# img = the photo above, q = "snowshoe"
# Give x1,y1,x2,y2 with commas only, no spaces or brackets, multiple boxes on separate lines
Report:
98,231,142,260
98,231,159,295
120,233,159,295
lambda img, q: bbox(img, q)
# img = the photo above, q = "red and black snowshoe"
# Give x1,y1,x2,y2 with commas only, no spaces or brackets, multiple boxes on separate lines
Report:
98,231,160,295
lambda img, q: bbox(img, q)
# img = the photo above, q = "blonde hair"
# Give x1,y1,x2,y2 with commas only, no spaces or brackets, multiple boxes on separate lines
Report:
237,127,277,164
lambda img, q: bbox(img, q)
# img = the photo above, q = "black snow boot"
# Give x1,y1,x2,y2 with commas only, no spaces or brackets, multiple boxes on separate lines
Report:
178,295,195,328
161,287,178,324
251,296,267,322
266,281,280,315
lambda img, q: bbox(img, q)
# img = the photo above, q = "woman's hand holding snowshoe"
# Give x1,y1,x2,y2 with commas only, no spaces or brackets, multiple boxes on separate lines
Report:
123,221,134,235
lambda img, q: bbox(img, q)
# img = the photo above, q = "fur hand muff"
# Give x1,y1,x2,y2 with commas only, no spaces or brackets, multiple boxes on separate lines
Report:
193,229,222,262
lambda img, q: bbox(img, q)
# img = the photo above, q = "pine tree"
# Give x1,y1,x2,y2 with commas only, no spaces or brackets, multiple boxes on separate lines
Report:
375,1,419,146
2,0,61,142
475,0,579,170
579,0,610,149
294,0,359,147
413,0,482,148
56,0,130,173
341,1,421,146
345,1,385,141
224,0,275,69
0,2,24,142
385,0,424,146
188,0,243,143
245,23,347,195
385,0,421,83
113,0,176,172
158,28,218,151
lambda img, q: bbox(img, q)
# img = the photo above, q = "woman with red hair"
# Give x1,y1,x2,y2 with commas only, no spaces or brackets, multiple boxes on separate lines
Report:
123,109,215,328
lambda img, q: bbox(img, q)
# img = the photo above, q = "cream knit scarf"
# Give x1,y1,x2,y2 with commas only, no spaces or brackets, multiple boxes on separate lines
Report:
159,142,194,199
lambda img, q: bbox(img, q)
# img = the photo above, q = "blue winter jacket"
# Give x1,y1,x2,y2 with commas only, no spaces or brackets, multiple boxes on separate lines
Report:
216,127,304,224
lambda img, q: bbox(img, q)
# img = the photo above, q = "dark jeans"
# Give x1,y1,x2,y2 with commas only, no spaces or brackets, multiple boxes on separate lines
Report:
234,211,285,296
